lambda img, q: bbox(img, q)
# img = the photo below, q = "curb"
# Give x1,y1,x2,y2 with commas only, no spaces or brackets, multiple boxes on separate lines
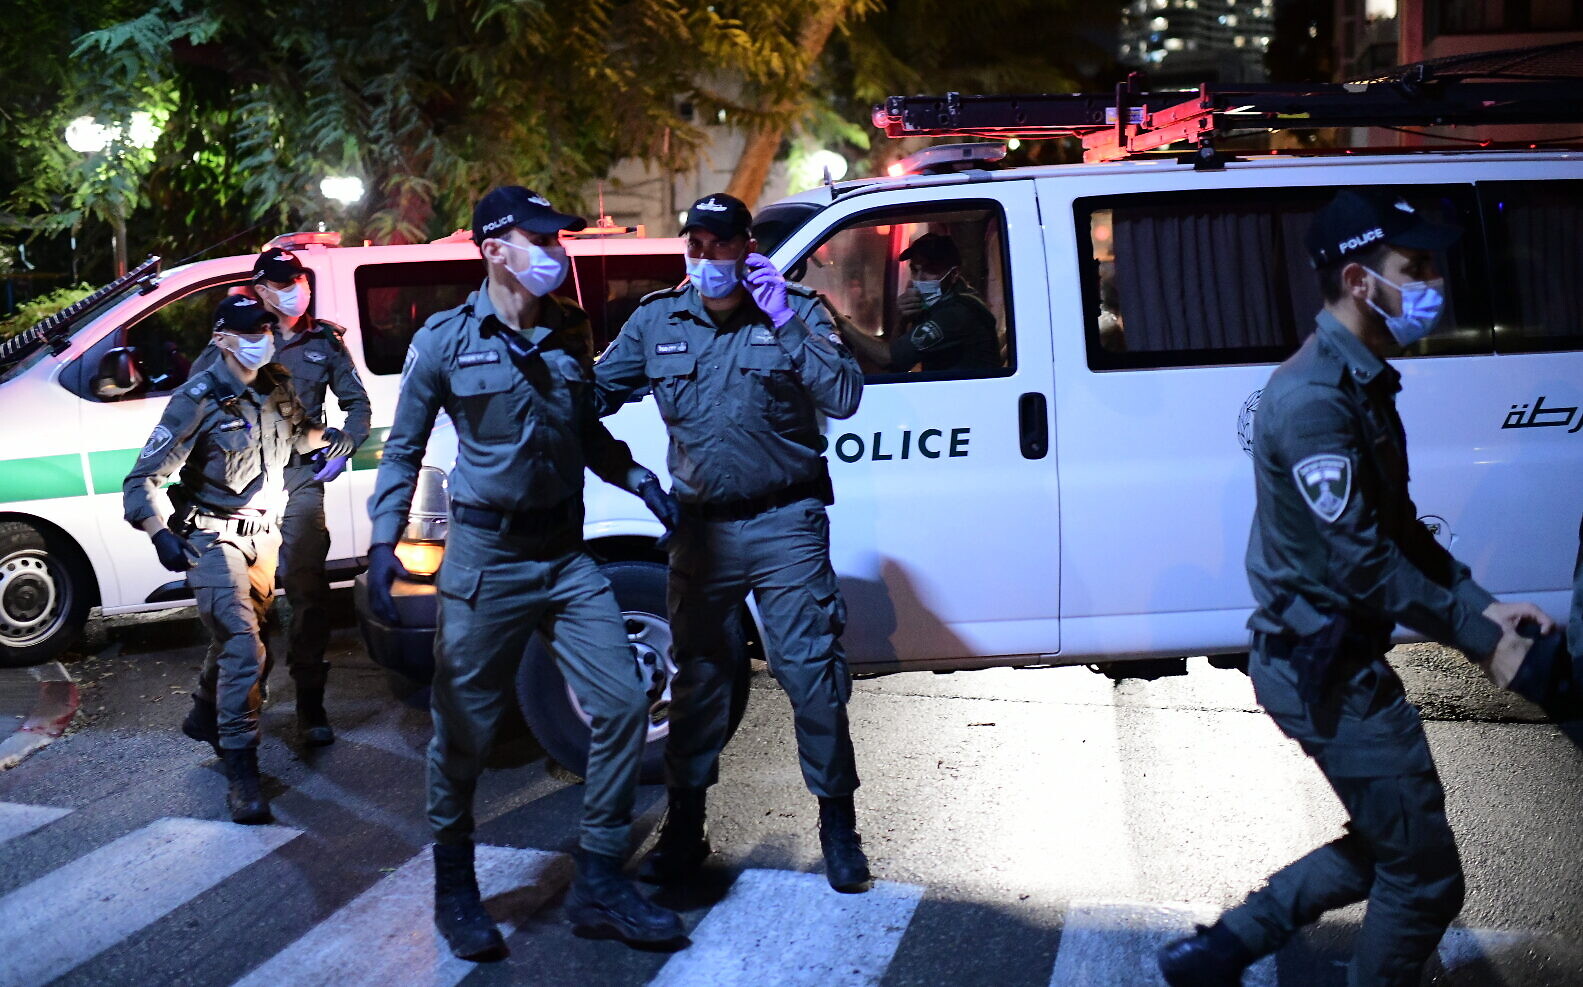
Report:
0,663,79,771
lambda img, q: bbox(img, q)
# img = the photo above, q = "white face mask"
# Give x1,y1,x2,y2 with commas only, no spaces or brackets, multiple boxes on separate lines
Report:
218,332,275,371
1361,266,1447,347
686,257,742,299
496,239,569,297
267,281,310,319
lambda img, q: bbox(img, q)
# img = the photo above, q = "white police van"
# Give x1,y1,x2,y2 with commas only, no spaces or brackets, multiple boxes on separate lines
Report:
357,75,1583,780
0,227,684,665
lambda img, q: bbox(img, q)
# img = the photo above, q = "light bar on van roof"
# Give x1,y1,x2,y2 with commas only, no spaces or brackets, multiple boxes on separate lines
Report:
265,230,343,250
886,142,1007,177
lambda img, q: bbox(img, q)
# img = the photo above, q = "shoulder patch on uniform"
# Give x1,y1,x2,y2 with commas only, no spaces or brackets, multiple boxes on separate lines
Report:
910,321,945,351
655,340,688,355
139,425,173,461
1293,453,1351,524
458,350,500,367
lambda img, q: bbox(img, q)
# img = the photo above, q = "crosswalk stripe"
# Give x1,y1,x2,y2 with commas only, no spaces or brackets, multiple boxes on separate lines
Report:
233,844,571,987
0,803,70,846
1047,902,1277,987
647,869,923,987
0,817,299,987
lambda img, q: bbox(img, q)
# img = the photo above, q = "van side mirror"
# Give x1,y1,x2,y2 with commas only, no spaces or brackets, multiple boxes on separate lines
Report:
93,346,144,399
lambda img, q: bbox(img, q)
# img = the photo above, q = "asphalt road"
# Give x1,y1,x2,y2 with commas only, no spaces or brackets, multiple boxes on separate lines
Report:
0,599,1579,987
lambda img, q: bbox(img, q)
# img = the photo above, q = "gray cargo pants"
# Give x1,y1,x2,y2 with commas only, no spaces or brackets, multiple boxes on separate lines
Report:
666,497,859,798
1219,637,1464,987
429,518,647,858
188,522,281,750
268,462,333,691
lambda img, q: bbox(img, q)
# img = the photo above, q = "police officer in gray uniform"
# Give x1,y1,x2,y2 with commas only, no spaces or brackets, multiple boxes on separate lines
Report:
190,248,371,746
125,295,350,823
365,187,685,959
836,232,999,374
593,193,870,893
1159,189,1555,986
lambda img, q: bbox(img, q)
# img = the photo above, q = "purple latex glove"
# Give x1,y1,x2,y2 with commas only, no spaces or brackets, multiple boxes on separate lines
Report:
743,253,795,328
312,454,350,482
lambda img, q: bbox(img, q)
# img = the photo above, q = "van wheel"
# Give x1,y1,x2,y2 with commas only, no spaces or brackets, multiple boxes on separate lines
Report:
515,560,753,785
0,521,93,668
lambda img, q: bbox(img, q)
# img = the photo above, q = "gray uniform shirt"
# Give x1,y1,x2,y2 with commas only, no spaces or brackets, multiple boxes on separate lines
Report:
592,283,863,504
190,318,371,451
1245,311,1501,658
123,355,314,526
368,284,651,547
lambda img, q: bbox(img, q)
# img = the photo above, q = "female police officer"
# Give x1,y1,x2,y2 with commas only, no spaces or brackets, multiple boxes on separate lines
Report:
124,294,349,823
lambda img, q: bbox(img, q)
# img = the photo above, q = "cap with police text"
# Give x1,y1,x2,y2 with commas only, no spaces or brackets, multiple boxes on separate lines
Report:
898,233,961,271
472,186,587,244
1306,188,1461,267
681,193,752,241
252,248,307,284
212,295,276,334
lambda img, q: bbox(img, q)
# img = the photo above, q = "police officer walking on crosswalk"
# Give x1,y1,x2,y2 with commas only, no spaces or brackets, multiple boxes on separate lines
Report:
1158,188,1556,985
191,248,371,746
125,295,351,823
365,187,686,959
593,193,870,893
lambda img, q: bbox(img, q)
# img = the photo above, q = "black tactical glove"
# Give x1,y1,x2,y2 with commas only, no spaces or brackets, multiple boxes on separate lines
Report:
152,529,192,573
320,427,356,460
366,542,412,627
637,476,681,532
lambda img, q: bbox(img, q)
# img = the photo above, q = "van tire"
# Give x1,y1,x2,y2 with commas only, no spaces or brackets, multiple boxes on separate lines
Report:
0,520,93,668
514,560,753,785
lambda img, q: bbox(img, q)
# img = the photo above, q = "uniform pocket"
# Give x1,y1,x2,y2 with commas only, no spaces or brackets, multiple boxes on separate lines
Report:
450,366,520,442
645,351,699,425
808,567,847,637
738,345,801,432
436,559,482,604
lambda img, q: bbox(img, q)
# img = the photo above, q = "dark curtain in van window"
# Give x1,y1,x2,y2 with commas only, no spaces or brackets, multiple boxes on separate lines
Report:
1504,193,1583,339
1113,207,1285,353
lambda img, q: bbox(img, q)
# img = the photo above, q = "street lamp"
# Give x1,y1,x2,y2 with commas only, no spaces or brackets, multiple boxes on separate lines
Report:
62,113,162,276
320,176,365,207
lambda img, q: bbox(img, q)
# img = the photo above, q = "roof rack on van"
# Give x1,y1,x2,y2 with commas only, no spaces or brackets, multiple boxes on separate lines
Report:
873,41,1583,164
0,255,162,373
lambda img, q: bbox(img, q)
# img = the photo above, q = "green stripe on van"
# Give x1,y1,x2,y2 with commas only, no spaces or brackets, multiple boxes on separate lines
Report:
351,427,389,471
0,454,88,502
88,448,143,495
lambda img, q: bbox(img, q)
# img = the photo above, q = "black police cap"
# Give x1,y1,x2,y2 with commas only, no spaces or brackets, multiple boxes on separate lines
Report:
898,233,961,271
681,193,752,241
1305,188,1461,268
472,186,587,245
212,294,276,334
251,247,307,284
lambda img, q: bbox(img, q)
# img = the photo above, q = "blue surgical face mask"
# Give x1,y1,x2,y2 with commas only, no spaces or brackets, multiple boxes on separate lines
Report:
1361,266,1447,347
496,239,569,297
686,257,741,299
217,332,275,370
912,279,944,307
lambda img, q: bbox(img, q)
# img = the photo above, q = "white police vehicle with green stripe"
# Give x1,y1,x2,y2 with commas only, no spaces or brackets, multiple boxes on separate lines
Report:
0,229,684,665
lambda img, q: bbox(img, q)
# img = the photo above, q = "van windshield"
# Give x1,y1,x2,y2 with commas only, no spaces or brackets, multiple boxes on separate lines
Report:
0,290,131,387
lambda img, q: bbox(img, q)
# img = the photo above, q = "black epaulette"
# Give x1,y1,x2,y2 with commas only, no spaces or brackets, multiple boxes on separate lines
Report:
313,318,349,351
638,284,688,306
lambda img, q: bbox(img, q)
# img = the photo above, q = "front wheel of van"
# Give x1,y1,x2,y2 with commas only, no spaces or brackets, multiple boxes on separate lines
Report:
515,560,754,785
0,521,93,668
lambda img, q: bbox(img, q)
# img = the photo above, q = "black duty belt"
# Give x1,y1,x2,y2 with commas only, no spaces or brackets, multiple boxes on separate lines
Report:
190,511,274,536
684,475,834,523
451,500,581,550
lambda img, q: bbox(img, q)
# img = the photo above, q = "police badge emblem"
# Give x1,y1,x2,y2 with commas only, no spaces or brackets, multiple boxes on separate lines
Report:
140,425,173,460
1293,453,1351,523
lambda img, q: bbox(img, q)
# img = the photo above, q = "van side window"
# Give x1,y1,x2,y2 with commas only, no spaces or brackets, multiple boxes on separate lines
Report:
1078,186,1488,370
1484,180,1583,353
570,252,687,358
792,206,1013,381
355,260,483,375
116,280,246,398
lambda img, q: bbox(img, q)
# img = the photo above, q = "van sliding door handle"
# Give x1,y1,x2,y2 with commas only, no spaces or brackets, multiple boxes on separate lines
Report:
1018,392,1049,460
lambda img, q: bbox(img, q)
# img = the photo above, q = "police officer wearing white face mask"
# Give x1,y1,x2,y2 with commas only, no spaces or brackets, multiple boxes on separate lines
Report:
835,233,999,374
191,249,372,746
125,295,351,823
1159,188,1558,985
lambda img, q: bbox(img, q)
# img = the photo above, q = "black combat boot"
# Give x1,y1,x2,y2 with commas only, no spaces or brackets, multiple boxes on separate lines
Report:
180,695,221,758
637,788,710,884
565,850,687,947
219,747,270,824
1157,922,1256,986
295,687,335,747
433,842,508,962
817,795,871,893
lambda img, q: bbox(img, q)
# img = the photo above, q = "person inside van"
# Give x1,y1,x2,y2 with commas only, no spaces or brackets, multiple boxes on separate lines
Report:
835,233,1000,374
